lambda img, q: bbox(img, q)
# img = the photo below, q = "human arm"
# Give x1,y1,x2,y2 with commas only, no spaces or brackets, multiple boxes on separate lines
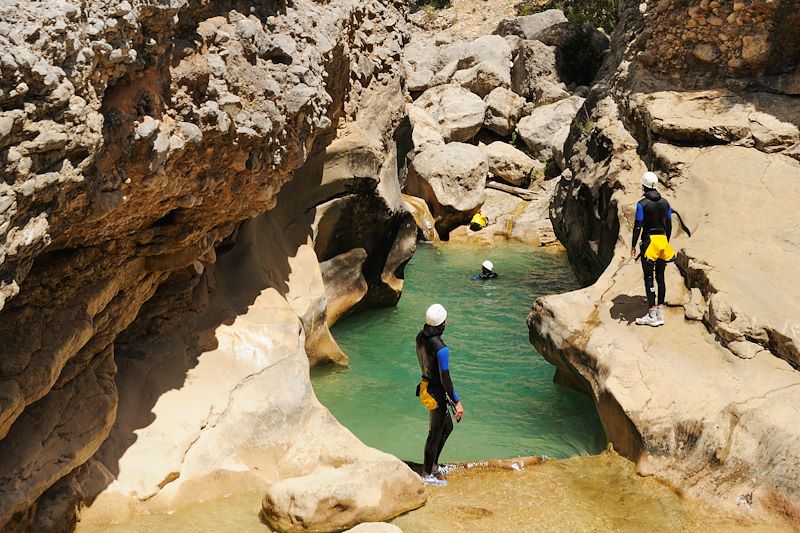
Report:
631,203,643,258
666,207,673,241
435,346,459,404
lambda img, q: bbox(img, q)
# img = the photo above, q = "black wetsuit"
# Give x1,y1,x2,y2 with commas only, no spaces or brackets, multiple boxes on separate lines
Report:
474,270,498,280
416,324,459,474
632,188,673,307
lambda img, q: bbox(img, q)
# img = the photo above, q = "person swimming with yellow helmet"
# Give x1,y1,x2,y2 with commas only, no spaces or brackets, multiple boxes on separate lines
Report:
630,171,675,326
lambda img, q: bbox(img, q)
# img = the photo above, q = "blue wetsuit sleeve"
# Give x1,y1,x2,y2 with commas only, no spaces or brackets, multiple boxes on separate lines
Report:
436,347,459,403
632,203,643,248
666,207,673,240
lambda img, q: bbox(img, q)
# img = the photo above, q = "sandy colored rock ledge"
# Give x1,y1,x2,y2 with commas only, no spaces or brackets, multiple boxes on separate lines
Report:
530,0,800,522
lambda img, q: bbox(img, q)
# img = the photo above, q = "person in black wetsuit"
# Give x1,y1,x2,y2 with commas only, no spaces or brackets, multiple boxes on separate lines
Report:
630,171,676,327
415,303,463,486
474,260,498,280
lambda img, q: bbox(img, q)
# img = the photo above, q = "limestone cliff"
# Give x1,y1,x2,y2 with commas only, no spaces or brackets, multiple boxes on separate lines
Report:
530,0,800,523
0,0,423,530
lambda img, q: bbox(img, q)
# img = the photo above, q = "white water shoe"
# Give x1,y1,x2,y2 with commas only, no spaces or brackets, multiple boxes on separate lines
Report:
433,464,454,477
420,474,448,486
635,312,663,327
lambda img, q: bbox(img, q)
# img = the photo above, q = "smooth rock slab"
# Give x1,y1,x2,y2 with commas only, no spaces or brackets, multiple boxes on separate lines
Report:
405,143,488,238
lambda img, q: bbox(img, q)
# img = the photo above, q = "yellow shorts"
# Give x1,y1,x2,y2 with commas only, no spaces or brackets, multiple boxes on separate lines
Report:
644,235,675,262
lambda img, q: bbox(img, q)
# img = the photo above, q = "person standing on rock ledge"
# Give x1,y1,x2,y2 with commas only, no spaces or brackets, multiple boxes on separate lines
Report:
415,303,464,486
630,171,675,327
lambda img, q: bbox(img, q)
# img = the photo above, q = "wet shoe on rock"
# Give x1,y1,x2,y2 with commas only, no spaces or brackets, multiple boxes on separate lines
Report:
635,312,663,327
420,474,448,486
433,464,454,477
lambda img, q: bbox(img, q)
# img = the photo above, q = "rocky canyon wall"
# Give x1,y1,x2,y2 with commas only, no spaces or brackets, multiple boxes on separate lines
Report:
531,0,800,523
0,0,423,530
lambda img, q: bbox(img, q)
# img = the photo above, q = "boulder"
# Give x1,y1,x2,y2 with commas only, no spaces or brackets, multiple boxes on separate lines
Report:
402,194,439,242
493,9,568,40
414,85,487,143
536,22,610,53
406,104,444,153
405,143,488,239
479,141,539,187
448,180,559,246
532,79,569,106
484,87,526,136
321,248,369,326
511,40,560,100
516,96,585,159
450,35,513,97
404,35,511,96
403,40,466,93
262,459,424,533
551,124,571,171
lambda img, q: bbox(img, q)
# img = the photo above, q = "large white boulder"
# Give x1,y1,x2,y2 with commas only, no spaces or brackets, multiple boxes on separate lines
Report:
479,141,540,187
414,85,487,143
516,96,585,159
406,104,445,153
262,459,423,532
493,9,569,40
484,87,526,136
405,142,488,238
404,35,511,96
511,40,560,101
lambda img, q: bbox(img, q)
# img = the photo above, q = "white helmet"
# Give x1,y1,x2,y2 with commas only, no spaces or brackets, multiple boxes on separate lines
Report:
482,260,494,271
641,171,658,189
425,303,447,326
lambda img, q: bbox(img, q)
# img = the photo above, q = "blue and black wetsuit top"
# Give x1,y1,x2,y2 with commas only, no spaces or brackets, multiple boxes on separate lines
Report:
473,270,498,280
415,324,459,404
632,189,672,250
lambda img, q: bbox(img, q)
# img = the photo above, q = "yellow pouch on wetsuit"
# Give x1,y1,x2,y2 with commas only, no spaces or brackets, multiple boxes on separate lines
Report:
644,234,676,262
416,380,438,410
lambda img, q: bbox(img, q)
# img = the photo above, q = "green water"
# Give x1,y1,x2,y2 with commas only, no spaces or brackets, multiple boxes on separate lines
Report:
312,242,606,462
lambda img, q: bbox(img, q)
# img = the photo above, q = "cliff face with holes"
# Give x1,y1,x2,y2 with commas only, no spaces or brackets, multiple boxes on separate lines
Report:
530,0,800,523
0,0,425,530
